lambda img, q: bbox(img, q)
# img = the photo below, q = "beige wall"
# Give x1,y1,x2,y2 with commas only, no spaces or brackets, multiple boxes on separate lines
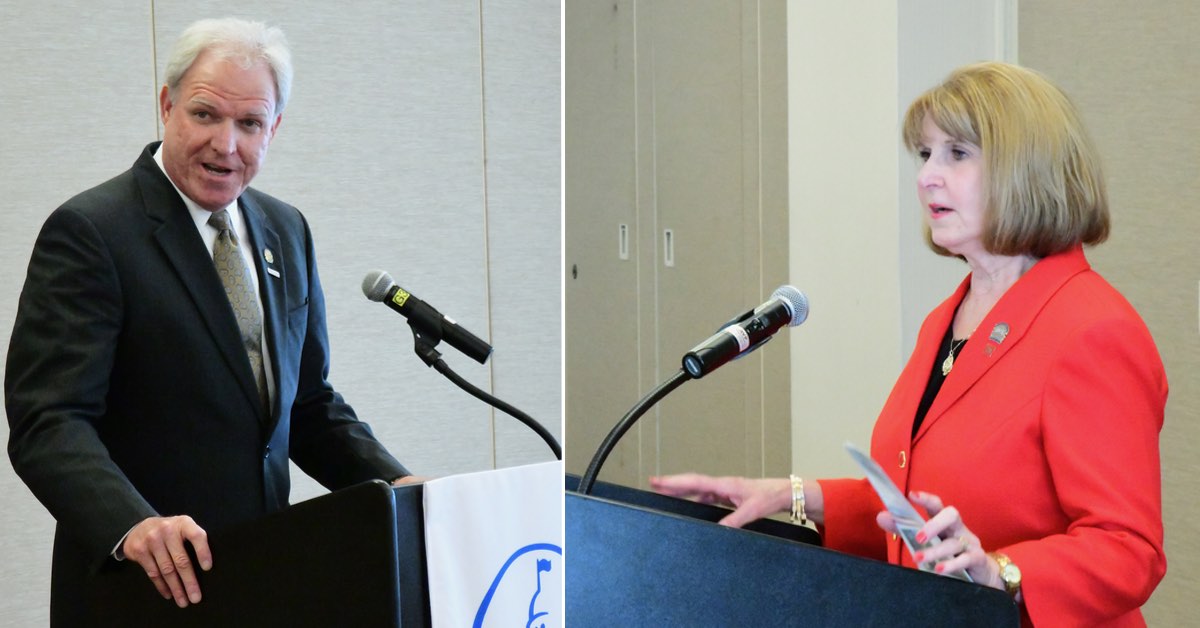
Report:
1020,3,1200,623
787,2,903,477
565,0,790,487
786,0,1194,623
571,0,1194,622
787,0,1013,477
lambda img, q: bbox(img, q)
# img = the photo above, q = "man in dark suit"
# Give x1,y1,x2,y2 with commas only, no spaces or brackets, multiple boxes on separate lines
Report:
5,18,414,624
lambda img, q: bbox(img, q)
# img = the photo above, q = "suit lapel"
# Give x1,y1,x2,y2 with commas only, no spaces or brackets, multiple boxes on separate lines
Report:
914,247,1092,443
240,194,286,433
132,145,265,419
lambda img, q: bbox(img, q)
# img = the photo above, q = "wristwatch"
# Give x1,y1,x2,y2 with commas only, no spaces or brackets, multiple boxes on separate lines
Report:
988,552,1022,597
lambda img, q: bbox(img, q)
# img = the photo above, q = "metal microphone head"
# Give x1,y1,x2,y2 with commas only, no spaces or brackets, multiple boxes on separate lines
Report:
362,270,396,302
771,285,809,326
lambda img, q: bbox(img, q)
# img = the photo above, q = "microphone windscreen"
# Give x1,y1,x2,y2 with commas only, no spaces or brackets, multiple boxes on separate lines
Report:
362,270,395,302
771,285,809,326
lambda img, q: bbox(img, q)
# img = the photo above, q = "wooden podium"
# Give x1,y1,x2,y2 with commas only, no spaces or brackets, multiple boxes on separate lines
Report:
567,477,1019,627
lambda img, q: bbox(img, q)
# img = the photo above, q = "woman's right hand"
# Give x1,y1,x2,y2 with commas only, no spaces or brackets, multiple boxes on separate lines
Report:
649,473,799,528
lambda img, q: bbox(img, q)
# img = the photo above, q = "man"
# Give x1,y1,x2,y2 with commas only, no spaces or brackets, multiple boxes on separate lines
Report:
5,18,414,624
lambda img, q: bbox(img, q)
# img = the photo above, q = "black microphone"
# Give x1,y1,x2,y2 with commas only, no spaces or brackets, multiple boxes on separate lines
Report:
362,270,493,364
681,285,808,379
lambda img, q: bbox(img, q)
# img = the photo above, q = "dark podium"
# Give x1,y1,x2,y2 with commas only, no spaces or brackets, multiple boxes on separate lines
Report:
84,480,430,627
567,477,1019,627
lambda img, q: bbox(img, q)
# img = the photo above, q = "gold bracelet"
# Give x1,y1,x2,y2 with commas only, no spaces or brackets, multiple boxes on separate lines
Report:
789,474,806,525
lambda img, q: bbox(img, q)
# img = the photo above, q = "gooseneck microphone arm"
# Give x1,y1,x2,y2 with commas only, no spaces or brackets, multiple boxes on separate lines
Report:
577,286,808,494
576,368,692,495
418,335,562,460
364,270,561,460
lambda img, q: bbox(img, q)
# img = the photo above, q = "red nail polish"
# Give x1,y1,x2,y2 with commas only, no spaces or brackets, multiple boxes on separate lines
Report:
935,563,944,573
915,531,927,544
914,552,924,563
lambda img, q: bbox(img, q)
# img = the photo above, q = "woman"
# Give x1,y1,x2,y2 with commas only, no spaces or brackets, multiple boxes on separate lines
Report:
651,62,1167,626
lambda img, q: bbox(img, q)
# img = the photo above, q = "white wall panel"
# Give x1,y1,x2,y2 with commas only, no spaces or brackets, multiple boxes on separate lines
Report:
480,0,563,466
0,2,560,623
0,4,155,625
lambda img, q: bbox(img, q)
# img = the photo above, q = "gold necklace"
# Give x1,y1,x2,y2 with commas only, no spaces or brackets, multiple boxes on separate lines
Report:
942,337,968,376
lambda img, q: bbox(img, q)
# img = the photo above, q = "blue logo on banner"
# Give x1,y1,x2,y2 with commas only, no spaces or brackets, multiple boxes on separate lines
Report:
473,542,563,628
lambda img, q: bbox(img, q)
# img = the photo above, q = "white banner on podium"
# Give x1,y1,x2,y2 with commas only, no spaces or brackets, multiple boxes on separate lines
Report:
422,460,563,627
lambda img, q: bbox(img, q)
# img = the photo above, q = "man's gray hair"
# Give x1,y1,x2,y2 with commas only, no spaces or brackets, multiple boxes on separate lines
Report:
164,18,293,115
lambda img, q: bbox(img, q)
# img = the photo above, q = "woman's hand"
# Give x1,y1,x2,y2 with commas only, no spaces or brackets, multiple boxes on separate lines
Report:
649,473,808,528
876,490,1003,589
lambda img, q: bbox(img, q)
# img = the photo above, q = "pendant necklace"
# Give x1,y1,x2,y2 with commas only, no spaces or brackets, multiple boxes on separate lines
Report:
942,337,968,376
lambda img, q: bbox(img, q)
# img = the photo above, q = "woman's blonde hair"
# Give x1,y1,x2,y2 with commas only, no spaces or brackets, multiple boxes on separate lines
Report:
902,62,1109,257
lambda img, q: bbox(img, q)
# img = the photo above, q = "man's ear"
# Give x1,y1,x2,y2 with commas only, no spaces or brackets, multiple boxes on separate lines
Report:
159,86,173,124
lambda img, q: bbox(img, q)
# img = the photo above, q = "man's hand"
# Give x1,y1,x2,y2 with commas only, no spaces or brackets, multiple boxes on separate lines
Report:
122,515,212,608
392,475,429,486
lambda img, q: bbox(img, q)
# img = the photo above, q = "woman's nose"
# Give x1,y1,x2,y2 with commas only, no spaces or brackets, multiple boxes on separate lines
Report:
917,159,942,188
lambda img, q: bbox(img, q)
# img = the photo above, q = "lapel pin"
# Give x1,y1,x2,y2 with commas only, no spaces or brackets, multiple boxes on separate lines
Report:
988,322,1010,344
264,248,274,264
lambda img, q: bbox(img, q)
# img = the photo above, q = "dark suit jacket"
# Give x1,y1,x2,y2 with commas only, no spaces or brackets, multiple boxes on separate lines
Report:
6,143,409,625
819,247,1166,626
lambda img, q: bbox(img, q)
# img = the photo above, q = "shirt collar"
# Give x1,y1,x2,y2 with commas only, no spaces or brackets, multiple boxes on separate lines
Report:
152,143,242,234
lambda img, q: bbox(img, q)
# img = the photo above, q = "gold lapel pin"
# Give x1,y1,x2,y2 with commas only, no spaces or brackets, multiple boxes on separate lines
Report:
989,322,1010,344
264,248,274,264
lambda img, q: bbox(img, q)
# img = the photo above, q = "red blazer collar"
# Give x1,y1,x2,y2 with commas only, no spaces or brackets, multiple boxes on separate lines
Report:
913,246,1092,442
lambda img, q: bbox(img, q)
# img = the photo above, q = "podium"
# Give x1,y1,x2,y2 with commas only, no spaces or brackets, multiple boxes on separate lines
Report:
567,477,1019,627
83,462,562,627
84,480,429,627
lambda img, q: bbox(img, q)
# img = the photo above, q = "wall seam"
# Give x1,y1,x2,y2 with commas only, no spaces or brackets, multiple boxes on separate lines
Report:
477,0,498,469
150,0,160,139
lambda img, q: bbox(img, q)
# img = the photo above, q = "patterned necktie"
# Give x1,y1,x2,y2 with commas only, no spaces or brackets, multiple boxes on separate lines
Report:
208,209,270,417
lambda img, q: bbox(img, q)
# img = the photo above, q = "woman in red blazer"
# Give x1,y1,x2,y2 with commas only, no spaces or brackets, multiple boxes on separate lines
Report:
652,62,1167,627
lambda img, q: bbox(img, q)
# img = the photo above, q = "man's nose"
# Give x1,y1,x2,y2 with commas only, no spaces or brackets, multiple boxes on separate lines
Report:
209,122,237,154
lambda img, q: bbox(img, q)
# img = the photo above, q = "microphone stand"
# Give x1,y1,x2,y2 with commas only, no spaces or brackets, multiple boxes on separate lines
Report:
576,287,806,494
576,368,692,495
409,326,562,461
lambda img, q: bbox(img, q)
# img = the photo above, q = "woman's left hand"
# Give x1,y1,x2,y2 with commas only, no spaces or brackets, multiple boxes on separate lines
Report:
876,491,1003,590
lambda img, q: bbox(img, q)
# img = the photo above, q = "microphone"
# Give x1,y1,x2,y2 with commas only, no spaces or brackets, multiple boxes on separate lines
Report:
681,285,808,379
362,270,493,364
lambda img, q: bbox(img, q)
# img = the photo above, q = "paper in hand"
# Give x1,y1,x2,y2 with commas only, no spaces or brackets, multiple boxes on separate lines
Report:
844,442,971,582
